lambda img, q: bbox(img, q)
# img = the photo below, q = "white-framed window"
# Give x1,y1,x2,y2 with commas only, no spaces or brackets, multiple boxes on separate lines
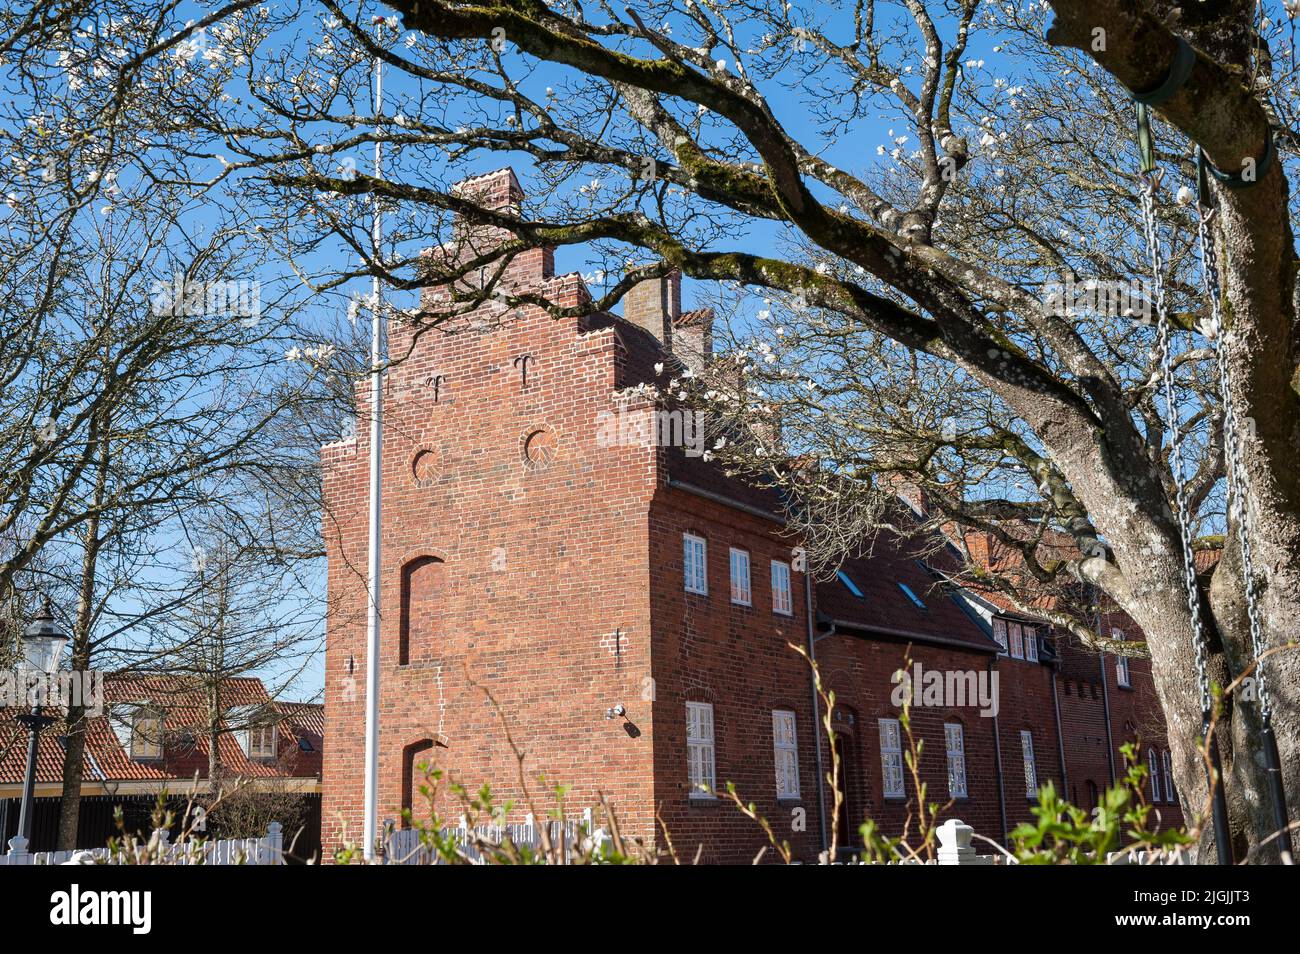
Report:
1023,626,1039,662
230,705,278,760
1148,748,1162,803
879,718,905,798
1009,622,1024,659
992,618,1008,654
686,701,716,797
1162,750,1175,803
771,559,793,615
683,533,708,595
772,710,800,799
246,723,277,760
1020,730,1037,798
131,710,164,760
1116,653,1131,688
944,722,968,798
729,547,752,606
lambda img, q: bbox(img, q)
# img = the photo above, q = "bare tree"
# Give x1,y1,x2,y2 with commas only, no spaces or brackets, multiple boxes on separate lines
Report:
0,3,342,848
144,529,319,786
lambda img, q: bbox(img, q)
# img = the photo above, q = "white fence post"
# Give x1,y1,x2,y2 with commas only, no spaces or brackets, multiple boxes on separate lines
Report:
936,819,977,865
266,821,283,865
5,835,31,866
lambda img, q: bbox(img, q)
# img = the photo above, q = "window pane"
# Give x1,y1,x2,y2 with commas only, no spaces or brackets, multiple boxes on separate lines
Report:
684,534,707,595
879,718,904,797
771,561,792,615
687,702,716,796
1021,730,1037,796
730,548,751,605
772,710,799,798
945,723,966,798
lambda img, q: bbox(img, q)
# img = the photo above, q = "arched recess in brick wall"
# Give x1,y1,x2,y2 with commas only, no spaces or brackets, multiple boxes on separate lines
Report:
400,737,446,825
827,702,861,845
399,554,445,666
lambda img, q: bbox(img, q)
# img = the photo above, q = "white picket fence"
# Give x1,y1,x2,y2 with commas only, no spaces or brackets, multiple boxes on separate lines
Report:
0,822,284,866
1106,847,1192,865
383,814,597,865
842,820,1189,866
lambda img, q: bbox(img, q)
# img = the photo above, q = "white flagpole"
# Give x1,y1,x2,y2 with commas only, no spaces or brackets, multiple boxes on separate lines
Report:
362,21,385,861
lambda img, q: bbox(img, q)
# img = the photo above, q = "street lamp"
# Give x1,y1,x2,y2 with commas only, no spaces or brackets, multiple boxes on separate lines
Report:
13,601,66,850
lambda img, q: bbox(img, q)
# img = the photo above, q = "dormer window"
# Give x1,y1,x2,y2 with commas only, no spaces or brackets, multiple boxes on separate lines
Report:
247,723,277,760
230,705,278,761
131,710,164,760
109,704,164,761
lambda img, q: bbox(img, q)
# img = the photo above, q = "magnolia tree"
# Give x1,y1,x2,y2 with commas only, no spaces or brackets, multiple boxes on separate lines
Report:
11,0,1299,860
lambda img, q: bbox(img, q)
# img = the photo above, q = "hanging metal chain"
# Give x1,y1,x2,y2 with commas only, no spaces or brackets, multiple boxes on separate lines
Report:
1196,205,1272,720
1140,175,1214,717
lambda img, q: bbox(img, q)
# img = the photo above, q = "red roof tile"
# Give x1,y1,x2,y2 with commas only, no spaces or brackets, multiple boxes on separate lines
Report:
0,675,320,787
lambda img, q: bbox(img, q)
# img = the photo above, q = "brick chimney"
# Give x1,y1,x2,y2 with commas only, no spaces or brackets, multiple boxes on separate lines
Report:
878,472,929,516
453,166,525,211
623,271,681,348
423,168,554,311
673,307,713,376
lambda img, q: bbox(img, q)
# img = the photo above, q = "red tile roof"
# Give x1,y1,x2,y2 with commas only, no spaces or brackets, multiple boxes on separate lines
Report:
0,675,321,787
1194,546,1222,574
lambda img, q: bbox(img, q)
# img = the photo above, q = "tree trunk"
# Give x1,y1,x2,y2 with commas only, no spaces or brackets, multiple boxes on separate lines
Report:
1037,0,1300,864
55,419,109,852
1088,481,1300,864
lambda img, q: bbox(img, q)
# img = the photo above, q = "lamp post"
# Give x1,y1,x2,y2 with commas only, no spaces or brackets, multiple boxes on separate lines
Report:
13,602,66,850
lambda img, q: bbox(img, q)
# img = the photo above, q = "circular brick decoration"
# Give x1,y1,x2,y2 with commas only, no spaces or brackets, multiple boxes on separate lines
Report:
521,427,557,471
411,446,440,487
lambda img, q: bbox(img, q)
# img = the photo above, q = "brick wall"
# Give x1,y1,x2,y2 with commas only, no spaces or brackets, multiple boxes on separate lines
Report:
322,190,663,849
645,488,1006,861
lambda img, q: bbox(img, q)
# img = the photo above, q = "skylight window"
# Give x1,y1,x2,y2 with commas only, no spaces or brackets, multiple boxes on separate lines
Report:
897,582,926,609
837,570,865,598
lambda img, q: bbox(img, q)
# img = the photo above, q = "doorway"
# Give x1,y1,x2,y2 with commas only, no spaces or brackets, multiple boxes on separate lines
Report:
832,733,857,852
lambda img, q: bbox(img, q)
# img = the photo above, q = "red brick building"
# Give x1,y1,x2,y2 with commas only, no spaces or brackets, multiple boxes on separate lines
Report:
944,529,1184,835
321,168,1182,862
